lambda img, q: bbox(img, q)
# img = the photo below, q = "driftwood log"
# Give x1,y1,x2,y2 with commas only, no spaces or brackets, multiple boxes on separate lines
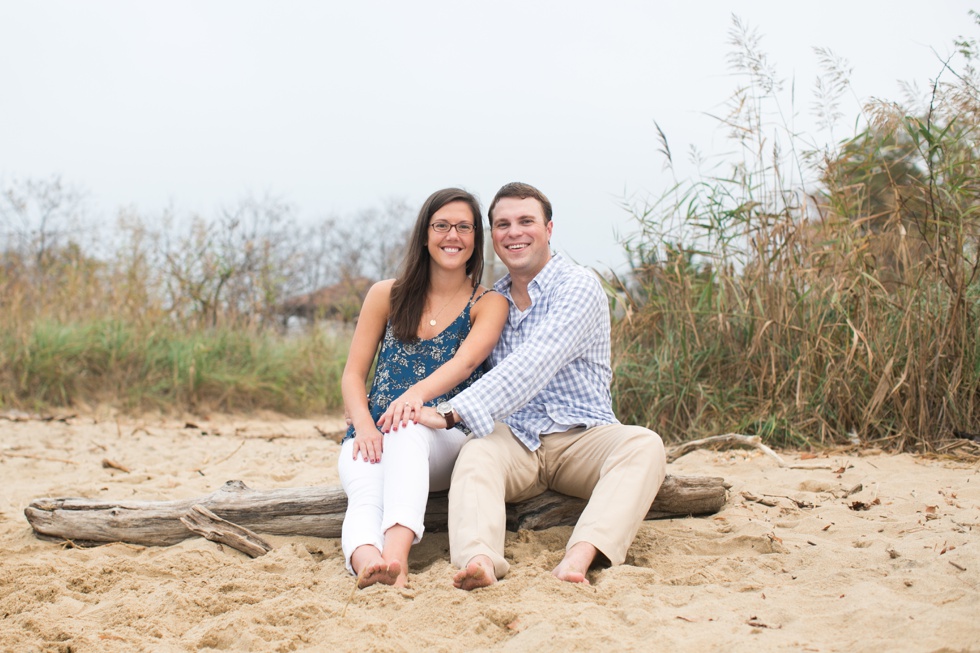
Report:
25,474,728,549
180,504,273,558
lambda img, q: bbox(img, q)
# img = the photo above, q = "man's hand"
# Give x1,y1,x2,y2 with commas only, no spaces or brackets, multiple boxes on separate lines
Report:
416,406,450,430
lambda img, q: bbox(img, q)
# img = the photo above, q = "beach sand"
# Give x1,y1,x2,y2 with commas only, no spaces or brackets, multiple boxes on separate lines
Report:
1,411,977,652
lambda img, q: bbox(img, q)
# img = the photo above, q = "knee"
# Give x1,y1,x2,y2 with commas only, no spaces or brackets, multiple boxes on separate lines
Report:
341,463,383,503
450,437,492,481
383,422,432,455
451,438,478,472
620,428,667,470
338,441,370,486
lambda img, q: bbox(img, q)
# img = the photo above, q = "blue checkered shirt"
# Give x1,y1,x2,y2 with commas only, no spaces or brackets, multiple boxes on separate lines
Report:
451,253,619,451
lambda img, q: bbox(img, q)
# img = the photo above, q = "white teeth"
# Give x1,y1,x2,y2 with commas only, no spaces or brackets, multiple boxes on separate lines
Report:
507,244,528,250
443,247,460,253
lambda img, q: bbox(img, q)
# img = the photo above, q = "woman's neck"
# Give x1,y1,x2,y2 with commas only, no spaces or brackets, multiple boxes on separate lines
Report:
428,267,470,295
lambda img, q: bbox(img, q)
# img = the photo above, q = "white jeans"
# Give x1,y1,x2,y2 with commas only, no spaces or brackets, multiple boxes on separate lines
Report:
337,422,469,573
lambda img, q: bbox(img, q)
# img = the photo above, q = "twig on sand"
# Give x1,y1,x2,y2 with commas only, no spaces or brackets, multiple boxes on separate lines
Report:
192,440,247,475
1,451,79,465
741,491,779,507
668,433,781,463
0,411,75,423
213,440,246,466
102,458,131,473
59,538,90,550
342,572,364,618
315,425,346,443
667,433,845,470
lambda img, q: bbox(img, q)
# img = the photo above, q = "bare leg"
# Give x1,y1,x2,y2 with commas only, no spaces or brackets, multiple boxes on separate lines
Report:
380,524,414,588
350,544,400,589
552,541,596,585
453,554,497,591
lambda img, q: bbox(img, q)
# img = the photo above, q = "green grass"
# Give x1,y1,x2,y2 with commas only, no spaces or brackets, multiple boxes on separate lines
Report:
0,319,348,415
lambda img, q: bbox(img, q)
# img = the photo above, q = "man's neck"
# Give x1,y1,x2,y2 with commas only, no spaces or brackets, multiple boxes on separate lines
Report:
506,254,554,311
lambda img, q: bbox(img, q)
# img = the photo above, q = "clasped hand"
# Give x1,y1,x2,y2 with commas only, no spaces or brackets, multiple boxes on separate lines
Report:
377,391,424,432
379,399,447,432
354,395,449,464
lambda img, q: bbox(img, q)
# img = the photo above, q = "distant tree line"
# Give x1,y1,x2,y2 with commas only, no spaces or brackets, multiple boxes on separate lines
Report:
0,179,412,330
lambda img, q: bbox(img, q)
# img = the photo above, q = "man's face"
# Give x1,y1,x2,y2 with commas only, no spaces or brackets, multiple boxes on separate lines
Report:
490,197,553,279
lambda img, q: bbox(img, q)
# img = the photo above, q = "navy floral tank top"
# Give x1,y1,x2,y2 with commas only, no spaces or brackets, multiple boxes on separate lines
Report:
344,288,490,441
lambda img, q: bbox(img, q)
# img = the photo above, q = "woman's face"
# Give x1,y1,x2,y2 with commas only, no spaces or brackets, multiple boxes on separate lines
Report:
427,200,476,272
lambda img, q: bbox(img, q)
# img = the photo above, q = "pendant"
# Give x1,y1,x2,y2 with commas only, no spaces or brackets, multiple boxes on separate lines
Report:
429,319,437,326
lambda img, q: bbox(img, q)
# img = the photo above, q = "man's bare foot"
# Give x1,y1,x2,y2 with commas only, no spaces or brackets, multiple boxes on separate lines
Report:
356,559,402,589
453,556,496,591
552,542,597,585
552,561,590,585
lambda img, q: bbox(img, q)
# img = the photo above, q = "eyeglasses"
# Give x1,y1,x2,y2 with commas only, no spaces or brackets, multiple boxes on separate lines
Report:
430,221,475,234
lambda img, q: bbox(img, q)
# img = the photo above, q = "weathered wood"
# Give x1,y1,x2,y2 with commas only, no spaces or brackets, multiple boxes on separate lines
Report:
180,504,273,557
503,473,729,531
24,474,728,548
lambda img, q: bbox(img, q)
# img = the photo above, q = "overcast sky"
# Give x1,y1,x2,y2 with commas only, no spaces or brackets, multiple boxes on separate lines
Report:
1,1,973,275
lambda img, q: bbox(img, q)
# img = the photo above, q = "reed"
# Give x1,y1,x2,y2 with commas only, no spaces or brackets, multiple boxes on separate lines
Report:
611,14,980,451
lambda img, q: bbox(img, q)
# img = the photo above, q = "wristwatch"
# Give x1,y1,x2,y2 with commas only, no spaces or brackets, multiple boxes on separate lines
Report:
435,402,456,429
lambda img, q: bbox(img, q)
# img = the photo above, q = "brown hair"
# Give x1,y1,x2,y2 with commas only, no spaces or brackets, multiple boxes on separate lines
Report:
389,188,485,342
487,182,553,224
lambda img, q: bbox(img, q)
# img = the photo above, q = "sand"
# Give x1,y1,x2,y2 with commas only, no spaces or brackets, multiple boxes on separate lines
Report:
1,411,977,653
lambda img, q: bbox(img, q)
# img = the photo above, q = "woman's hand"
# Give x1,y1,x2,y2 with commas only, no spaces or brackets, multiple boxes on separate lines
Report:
378,391,425,432
351,426,385,463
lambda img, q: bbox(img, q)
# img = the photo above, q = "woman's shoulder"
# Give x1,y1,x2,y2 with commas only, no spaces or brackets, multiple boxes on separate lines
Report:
364,278,396,301
471,284,508,313
473,283,502,300
359,279,397,317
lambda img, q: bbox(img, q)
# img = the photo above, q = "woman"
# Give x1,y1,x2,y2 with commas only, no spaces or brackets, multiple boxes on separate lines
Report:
339,188,508,589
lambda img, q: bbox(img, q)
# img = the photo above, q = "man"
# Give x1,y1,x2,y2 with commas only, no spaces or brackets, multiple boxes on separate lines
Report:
416,182,667,590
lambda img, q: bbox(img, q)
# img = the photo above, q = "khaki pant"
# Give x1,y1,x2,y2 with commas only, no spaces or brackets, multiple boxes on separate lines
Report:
448,422,667,578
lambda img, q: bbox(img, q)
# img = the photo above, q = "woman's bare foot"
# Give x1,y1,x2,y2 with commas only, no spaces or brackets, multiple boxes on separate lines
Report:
453,556,496,591
383,558,409,588
380,524,414,588
356,559,402,589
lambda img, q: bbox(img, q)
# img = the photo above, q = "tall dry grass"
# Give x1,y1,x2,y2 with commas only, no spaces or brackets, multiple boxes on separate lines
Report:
0,189,410,415
611,14,980,451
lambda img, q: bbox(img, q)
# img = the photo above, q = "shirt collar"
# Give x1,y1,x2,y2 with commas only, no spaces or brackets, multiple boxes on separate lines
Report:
493,252,564,298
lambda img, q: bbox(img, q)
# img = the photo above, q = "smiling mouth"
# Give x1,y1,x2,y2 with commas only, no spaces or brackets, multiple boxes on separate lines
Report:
443,247,462,254
506,244,529,251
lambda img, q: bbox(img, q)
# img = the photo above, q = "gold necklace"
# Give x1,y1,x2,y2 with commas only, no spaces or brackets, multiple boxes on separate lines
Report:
426,281,468,327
